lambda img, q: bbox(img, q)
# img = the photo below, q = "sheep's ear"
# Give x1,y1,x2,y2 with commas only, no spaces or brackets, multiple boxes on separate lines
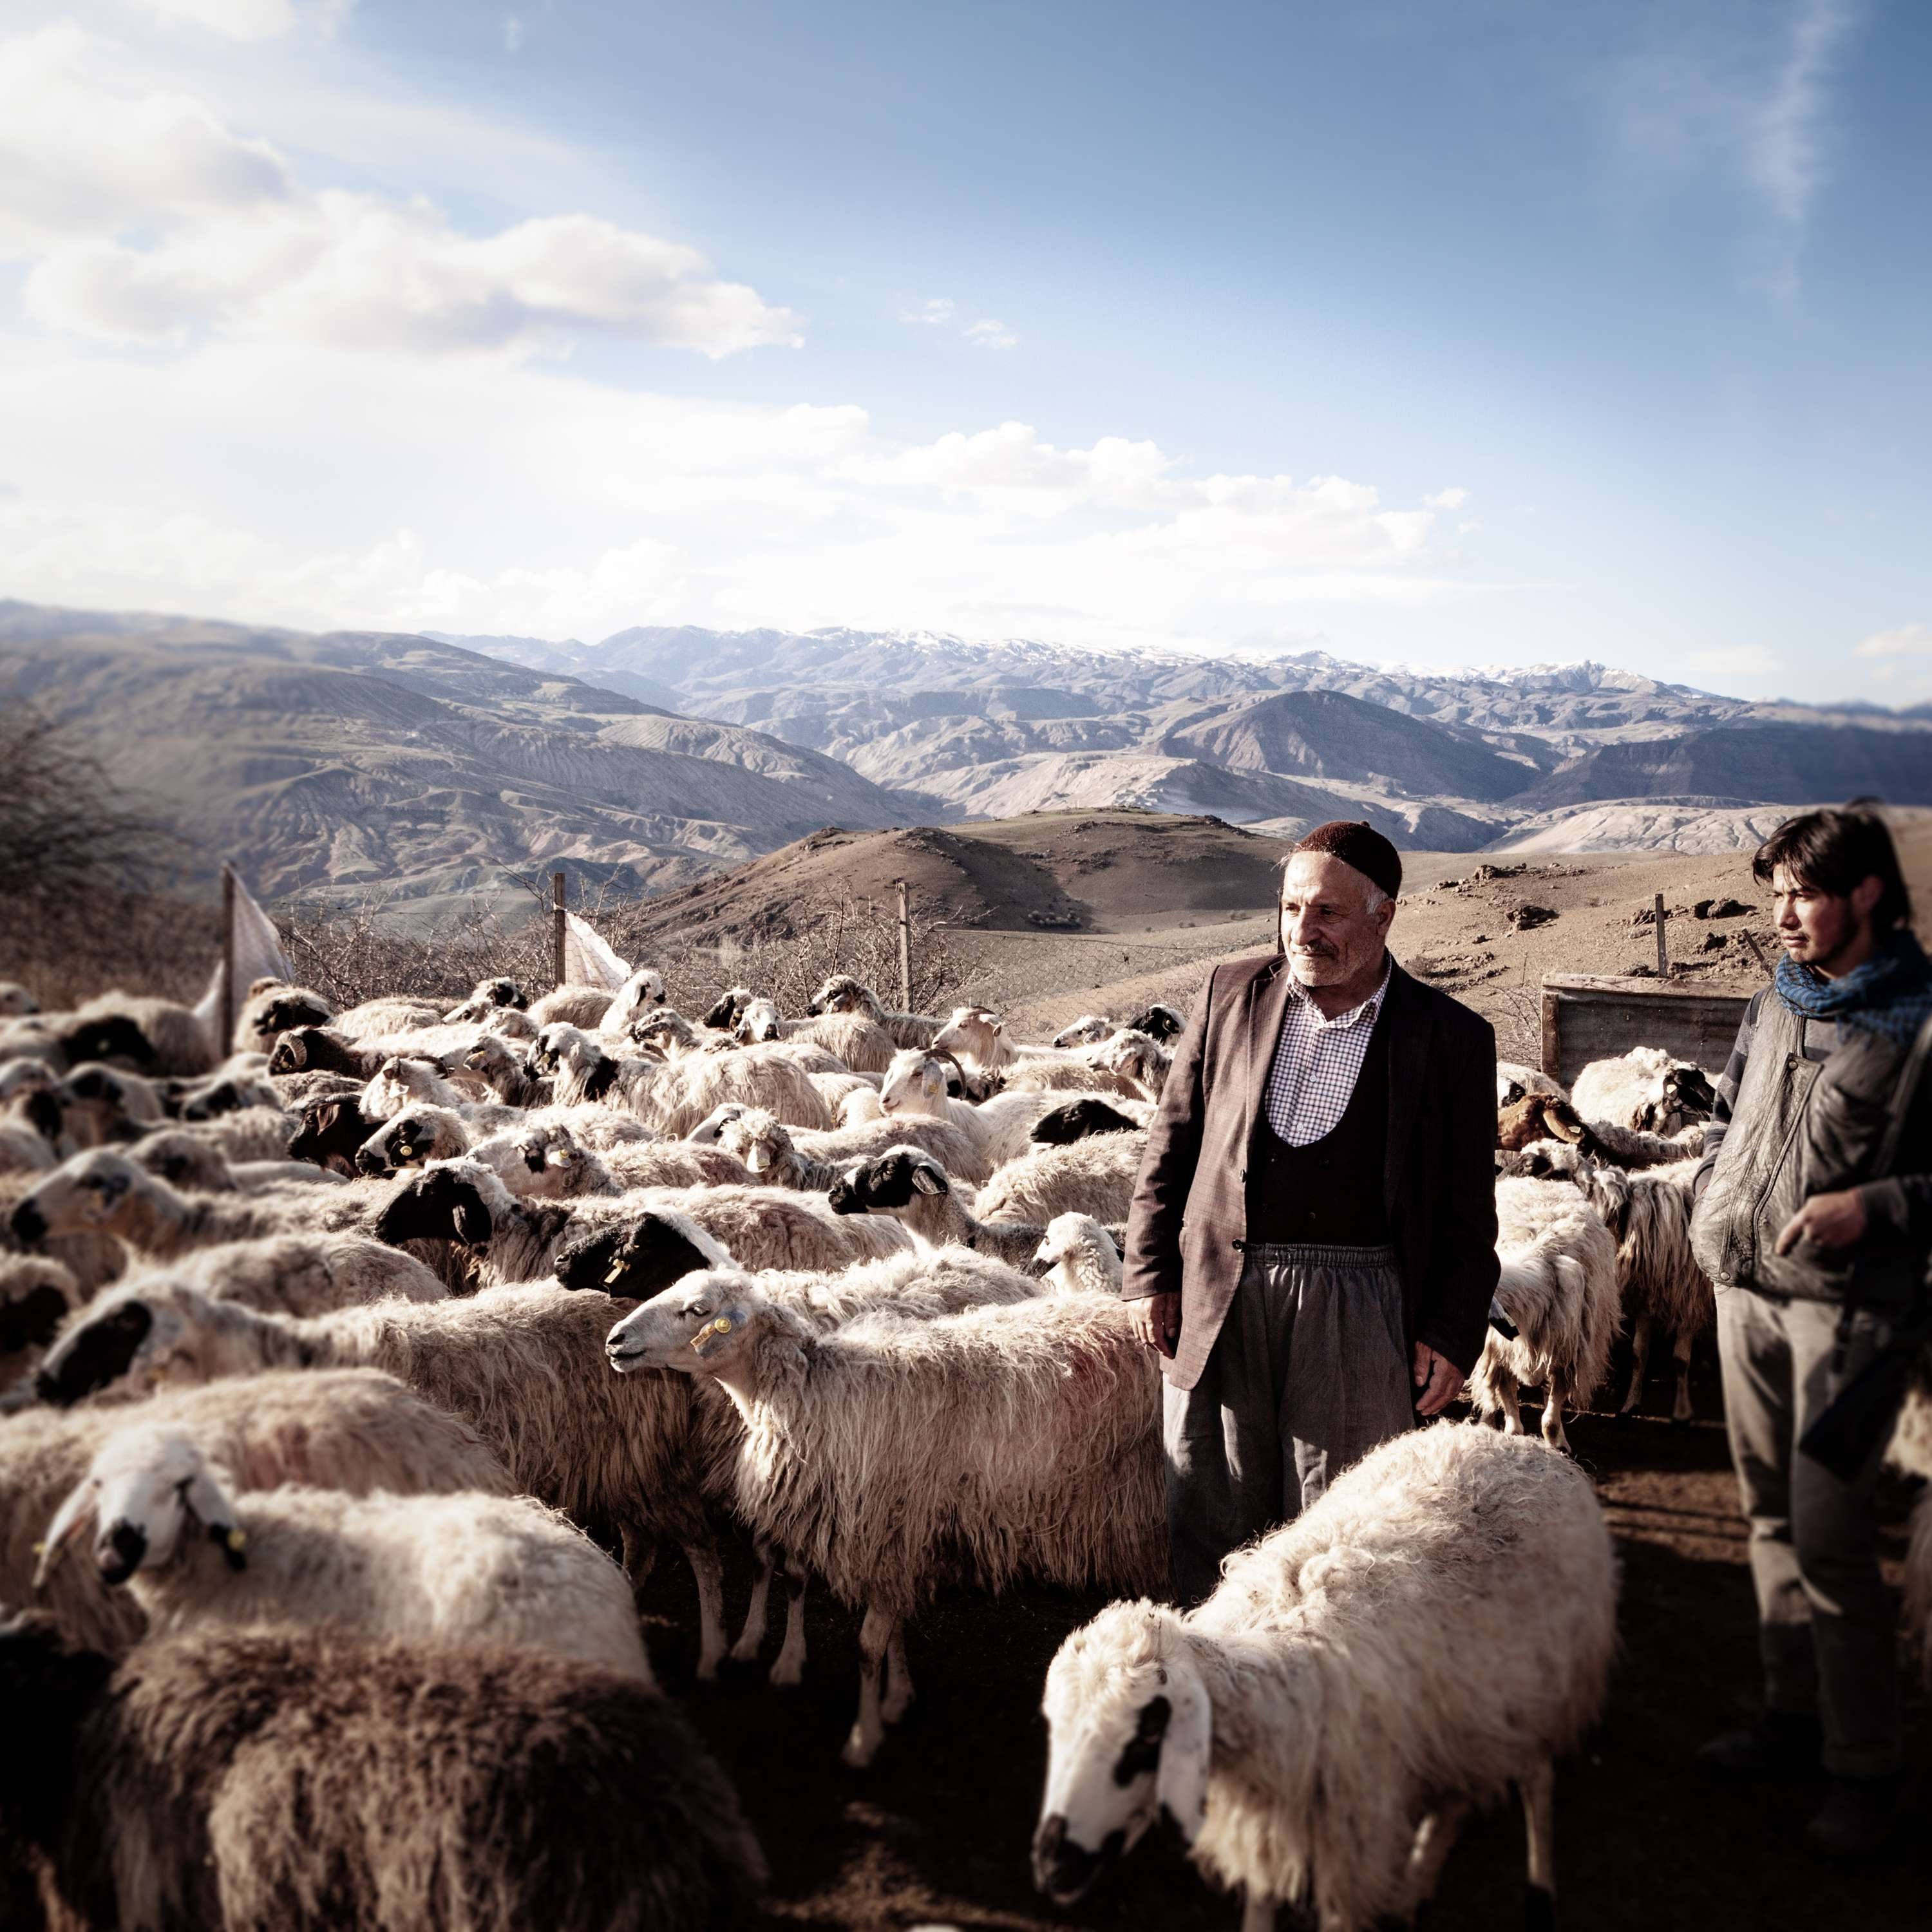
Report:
184,1468,246,1571
452,1183,493,1244
1154,1658,1212,1843
911,1162,947,1196
1544,1100,1586,1146
33,1480,97,1589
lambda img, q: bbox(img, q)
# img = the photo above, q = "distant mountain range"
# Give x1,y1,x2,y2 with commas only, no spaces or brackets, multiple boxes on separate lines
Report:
5,600,1926,918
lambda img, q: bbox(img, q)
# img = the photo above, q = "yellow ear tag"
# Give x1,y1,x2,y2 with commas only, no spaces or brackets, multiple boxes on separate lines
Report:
605,1264,626,1286
31,1540,45,1557
225,1529,247,1552
690,1314,734,1354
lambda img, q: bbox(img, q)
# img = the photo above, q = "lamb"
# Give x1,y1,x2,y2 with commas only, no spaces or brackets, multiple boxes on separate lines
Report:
606,1273,1163,1765
29,1276,744,1678
978,1131,1148,1227
1032,1425,1616,1932
463,1032,556,1107
1033,1214,1124,1297
806,972,943,1049
0,1617,765,1932
40,1426,651,1681
1465,1177,1621,1452
827,1147,1049,1271
878,1048,1072,1168
1092,1026,1173,1101
1574,1158,1712,1423
5,1368,512,1656
1571,1045,1718,1135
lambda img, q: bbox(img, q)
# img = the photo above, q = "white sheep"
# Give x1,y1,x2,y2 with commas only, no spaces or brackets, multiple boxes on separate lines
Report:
40,1426,651,1681
977,1132,1148,1227
526,983,618,1030
7,1366,512,1656
360,1055,493,1121
825,1146,1049,1271
128,1130,346,1196
1497,1059,1567,1108
463,1032,556,1108
536,1022,834,1135
1052,1014,1121,1048
1571,1046,1718,1135
1033,1425,1617,1932
597,967,670,1038
878,1048,1072,1170
606,1273,1163,1765
1032,1214,1124,1297
440,975,530,1025
30,1276,746,1679
1465,1177,1621,1452
806,973,942,1050
1,1253,76,1388
721,1103,995,1186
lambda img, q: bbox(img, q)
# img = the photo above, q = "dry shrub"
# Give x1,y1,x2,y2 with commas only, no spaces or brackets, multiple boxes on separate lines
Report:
279,895,554,1011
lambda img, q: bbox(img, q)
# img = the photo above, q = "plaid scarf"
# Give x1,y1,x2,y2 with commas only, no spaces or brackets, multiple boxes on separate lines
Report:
1776,927,1932,1046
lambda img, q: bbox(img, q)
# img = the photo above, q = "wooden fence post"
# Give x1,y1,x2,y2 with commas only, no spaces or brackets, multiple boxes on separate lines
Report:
552,872,567,989
1654,893,1669,979
895,878,911,1012
220,864,237,1056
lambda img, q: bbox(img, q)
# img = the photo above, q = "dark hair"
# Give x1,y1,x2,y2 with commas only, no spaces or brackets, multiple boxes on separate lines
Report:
1752,808,1911,931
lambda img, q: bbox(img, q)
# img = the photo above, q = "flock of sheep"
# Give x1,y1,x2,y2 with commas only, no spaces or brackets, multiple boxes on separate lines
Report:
0,963,1920,1931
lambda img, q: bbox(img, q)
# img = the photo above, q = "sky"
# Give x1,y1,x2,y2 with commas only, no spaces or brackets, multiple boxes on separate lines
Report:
1,0,1928,703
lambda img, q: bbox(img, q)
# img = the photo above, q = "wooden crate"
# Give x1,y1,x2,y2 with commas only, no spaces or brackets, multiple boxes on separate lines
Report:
1540,973,1756,1087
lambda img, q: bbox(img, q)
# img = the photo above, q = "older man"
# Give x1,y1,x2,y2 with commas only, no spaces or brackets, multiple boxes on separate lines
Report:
1122,820,1499,1605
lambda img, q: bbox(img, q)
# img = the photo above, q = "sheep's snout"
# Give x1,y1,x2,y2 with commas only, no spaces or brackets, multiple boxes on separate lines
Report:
1030,1814,1120,1904
825,1176,861,1215
10,1200,47,1245
97,1520,147,1586
355,1146,390,1176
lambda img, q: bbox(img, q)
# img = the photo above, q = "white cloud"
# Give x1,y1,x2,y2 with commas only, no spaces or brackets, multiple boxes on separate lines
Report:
3,30,799,357
128,0,299,40
1424,486,1468,510
963,317,1017,349
898,297,954,325
1853,623,1932,659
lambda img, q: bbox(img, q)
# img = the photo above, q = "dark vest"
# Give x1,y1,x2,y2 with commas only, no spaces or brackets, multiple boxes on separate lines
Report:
1244,1007,1391,1245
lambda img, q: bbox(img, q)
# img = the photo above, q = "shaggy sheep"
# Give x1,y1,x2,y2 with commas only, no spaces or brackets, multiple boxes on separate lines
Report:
733,996,898,1075
61,994,215,1078
978,1132,1148,1227
878,1048,1071,1168
1571,1045,1718,1135
51,1063,167,1150
0,1617,765,1932
1052,1014,1120,1048
41,1426,650,1680
442,975,529,1024
327,994,446,1039
527,981,618,1030
1092,1027,1173,1101
5,1368,511,1656
355,1104,475,1177
1466,1178,1622,1452
0,1121,55,1179
606,1273,1163,1765
721,1103,994,1187
937,1007,1139,1097
806,972,943,1050
1032,1425,1616,1932
285,1092,374,1175
173,1063,286,1122
233,983,335,1055
1125,1002,1185,1043
1573,1158,1712,1423
1497,1089,1709,1169
599,967,670,1037
267,1025,387,1081
1497,1059,1567,1108
463,1032,556,1107
1030,1095,1153,1144
1033,1214,1124,1297
128,1130,344,1196
361,1055,493,1121
28,1276,744,1678
827,1147,1048,1271
1,1255,75,1390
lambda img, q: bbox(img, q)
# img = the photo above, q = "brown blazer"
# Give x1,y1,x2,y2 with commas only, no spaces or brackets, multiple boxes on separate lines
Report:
1121,951,1499,1392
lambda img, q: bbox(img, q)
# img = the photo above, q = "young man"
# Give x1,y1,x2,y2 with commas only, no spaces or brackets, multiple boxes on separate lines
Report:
1121,820,1499,1606
1690,807,1932,1857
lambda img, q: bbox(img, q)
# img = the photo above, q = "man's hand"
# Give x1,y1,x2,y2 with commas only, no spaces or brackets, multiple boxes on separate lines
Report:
1412,1341,1464,1417
1130,1291,1182,1359
1776,1189,1868,1255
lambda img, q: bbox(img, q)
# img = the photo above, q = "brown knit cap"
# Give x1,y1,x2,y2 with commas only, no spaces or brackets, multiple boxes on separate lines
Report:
1291,820,1402,902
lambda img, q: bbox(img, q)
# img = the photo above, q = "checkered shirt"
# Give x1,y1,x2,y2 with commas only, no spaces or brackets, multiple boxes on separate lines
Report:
1262,954,1393,1148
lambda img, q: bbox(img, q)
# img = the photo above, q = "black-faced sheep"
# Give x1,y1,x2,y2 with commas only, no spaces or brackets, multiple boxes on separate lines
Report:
1571,1046,1717,1135
0,1616,764,1932
1033,1426,1616,1932
827,1146,1048,1271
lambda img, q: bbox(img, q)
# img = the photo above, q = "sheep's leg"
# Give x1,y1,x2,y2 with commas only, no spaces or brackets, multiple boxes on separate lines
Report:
1496,1371,1524,1437
1398,1798,1472,1919
1619,1315,1653,1417
881,1621,916,1724
682,1540,728,1681
1519,1758,1557,1932
842,1605,897,1767
618,1521,659,1589
1238,1888,1278,1932
1539,1365,1570,1454
770,1564,810,1687
1671,1328,1695,1426
732,1539,777,1663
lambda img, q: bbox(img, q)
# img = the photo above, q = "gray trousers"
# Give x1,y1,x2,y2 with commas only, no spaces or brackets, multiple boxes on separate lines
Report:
1162,1242,1413,1607
1716,1285,1905,1778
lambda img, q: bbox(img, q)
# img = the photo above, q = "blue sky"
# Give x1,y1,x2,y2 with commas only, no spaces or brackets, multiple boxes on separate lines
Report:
1,1,1927,702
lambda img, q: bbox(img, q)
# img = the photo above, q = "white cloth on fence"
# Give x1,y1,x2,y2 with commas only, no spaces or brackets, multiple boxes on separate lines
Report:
562,911,631,990
193,868,296,1054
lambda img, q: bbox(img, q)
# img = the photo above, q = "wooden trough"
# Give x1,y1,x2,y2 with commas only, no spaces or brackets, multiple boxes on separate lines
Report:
1540,972,1756,1088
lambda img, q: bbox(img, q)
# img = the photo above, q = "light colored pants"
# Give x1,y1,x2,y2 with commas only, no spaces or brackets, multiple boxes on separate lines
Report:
1162,1242,1412,1607
1716,1285,1905,1779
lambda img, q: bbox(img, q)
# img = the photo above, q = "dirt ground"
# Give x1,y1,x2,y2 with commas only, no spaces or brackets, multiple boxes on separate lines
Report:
636,1338,1926,1932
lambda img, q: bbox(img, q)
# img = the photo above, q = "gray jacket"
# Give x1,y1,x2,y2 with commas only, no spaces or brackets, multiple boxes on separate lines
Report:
1690,990,1932,1305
